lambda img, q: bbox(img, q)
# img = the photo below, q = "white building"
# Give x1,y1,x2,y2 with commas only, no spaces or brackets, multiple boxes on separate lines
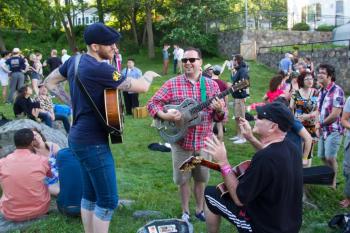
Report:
288,0,350,29
72,7,111,26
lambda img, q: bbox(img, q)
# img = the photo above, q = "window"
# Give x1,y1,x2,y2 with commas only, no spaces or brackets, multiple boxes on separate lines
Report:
78,18,81,25
85,17,89,24
336,0,344,14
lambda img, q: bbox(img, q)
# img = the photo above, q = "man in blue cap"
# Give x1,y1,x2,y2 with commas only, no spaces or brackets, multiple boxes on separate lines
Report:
203,102,303,233
44,22,159,233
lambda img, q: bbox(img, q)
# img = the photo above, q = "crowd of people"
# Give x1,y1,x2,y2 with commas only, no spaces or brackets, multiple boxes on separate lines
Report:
0,21,349,233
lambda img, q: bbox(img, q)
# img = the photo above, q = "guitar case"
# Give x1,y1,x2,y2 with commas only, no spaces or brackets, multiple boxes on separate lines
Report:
137,218,193,233
303,165,335,185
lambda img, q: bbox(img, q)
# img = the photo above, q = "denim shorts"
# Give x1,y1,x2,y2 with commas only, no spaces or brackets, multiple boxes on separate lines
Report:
69,142,118,221
317,131,342,159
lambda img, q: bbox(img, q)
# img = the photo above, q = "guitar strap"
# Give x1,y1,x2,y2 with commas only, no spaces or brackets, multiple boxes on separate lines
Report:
73,55,121,135
200,76,207,102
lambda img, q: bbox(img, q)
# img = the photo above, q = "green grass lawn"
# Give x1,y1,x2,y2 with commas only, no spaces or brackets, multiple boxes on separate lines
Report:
0,52,347,233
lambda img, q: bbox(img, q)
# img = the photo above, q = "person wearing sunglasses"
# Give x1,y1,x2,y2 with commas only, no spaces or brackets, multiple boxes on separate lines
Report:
148,47,227,223
204,102,302,233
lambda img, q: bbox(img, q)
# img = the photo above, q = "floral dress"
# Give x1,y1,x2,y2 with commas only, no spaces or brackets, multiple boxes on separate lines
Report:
292,89,318,138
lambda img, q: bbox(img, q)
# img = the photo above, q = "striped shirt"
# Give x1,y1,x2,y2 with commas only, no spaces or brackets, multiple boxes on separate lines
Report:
147,74,227,151
318,82,345,138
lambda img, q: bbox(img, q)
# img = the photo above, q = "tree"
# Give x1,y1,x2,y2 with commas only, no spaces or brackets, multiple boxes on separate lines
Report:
159,0,231,55
0,0,55,50
96,0,104,23
54,0,77,51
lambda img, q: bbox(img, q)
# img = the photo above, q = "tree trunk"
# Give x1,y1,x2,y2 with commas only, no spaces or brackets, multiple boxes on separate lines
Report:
96,0,104,23
131,6,139,46
145,5,155,58
55,0,77,51
142,24,147,46
0,33,6,51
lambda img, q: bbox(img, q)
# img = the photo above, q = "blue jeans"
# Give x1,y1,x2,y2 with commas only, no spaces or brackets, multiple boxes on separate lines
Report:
69,142,118,221
55,113,70,133
38,112,53,127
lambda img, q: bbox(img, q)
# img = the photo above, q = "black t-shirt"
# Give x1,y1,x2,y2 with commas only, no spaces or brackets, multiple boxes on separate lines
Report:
236,139,303,233
13,97,41,119
47,57,62,72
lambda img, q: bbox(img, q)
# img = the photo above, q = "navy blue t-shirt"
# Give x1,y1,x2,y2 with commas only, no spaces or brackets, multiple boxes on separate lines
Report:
286,117,303,155
6,56,26,72
59,54,126,144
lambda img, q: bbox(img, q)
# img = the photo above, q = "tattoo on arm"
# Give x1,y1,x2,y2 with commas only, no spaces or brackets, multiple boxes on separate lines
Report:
118,77,132,91
51,83,71,106
45,69,71,106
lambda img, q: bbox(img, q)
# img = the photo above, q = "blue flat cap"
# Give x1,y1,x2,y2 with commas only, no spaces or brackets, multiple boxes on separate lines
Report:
84,23,121,45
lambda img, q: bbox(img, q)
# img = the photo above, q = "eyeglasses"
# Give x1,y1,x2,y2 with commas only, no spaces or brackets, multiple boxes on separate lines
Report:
304,78,313,81
181,58,200,63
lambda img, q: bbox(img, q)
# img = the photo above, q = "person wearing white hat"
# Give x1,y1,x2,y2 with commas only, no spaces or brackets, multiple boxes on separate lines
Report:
5,48,26,103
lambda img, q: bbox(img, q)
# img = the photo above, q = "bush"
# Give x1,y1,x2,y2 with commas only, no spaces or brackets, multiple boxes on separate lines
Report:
292,22,310,31
316,24,336,31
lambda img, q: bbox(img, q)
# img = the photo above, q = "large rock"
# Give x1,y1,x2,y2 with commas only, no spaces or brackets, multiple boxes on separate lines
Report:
0,119,68,158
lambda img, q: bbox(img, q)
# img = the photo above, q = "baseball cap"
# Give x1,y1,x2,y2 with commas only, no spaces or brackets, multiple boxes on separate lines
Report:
12,48,20,53
84,23,121,45
203,64,212,71
256,102,294,132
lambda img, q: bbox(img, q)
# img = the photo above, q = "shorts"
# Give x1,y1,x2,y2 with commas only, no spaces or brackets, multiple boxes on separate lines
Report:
317,131,342,159
171,143,211,185
234,99,245,119
205,186,254,233
0,75,8,86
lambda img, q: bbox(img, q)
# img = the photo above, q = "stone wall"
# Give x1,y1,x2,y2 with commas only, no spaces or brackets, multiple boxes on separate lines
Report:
218,29,332,58
257,48,350,91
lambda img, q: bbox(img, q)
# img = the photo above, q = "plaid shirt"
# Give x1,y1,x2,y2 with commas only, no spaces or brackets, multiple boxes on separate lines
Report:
317,82,345,138
147,74,227,151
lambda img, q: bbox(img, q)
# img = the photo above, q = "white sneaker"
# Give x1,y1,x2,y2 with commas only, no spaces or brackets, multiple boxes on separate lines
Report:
233,138,246,144
229,136,240,141
181,212,190,222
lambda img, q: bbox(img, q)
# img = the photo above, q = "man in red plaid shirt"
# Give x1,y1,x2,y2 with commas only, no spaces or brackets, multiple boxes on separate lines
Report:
147,47,227,222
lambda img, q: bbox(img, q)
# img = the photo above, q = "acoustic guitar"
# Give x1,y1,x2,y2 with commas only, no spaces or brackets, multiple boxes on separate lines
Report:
104,88,124,144
154,80,249,143
179,156,336,197
179,156,251,197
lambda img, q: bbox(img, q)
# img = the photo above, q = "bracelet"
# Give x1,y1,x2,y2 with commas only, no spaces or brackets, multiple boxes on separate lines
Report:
221,164,232,177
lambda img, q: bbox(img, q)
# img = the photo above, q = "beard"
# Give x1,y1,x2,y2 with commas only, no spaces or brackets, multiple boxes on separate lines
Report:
97,48,113,60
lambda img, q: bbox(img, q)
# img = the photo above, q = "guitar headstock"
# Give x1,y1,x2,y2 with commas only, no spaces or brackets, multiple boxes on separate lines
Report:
231,80,249,92
179,156,203,172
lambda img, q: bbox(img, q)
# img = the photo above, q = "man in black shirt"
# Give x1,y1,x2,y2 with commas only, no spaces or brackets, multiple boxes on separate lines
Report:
44,49,62,73
204,102,303,233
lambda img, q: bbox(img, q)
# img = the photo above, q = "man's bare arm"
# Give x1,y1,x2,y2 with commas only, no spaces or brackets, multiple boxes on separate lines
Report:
44,68,71,106
118,71,160,93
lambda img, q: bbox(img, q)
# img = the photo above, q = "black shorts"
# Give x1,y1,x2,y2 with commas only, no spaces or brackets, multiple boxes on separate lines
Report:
205,186,254,233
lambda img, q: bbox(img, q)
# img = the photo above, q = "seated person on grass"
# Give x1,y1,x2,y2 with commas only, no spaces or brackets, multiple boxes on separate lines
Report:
0,128,51,221
31,128,60,196
13,85,53,127
35,84,71,133
56,148,83,217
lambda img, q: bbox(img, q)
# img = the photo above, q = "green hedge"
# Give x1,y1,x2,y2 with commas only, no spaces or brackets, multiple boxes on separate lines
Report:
292,22,310,31
316,24,336,31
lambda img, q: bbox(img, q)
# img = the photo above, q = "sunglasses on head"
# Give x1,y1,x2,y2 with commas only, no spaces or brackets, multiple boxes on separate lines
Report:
181,58,200,63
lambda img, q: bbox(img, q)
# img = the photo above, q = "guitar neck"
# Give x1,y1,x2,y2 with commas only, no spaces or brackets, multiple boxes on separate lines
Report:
200,159,221,172
190,88,233,115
